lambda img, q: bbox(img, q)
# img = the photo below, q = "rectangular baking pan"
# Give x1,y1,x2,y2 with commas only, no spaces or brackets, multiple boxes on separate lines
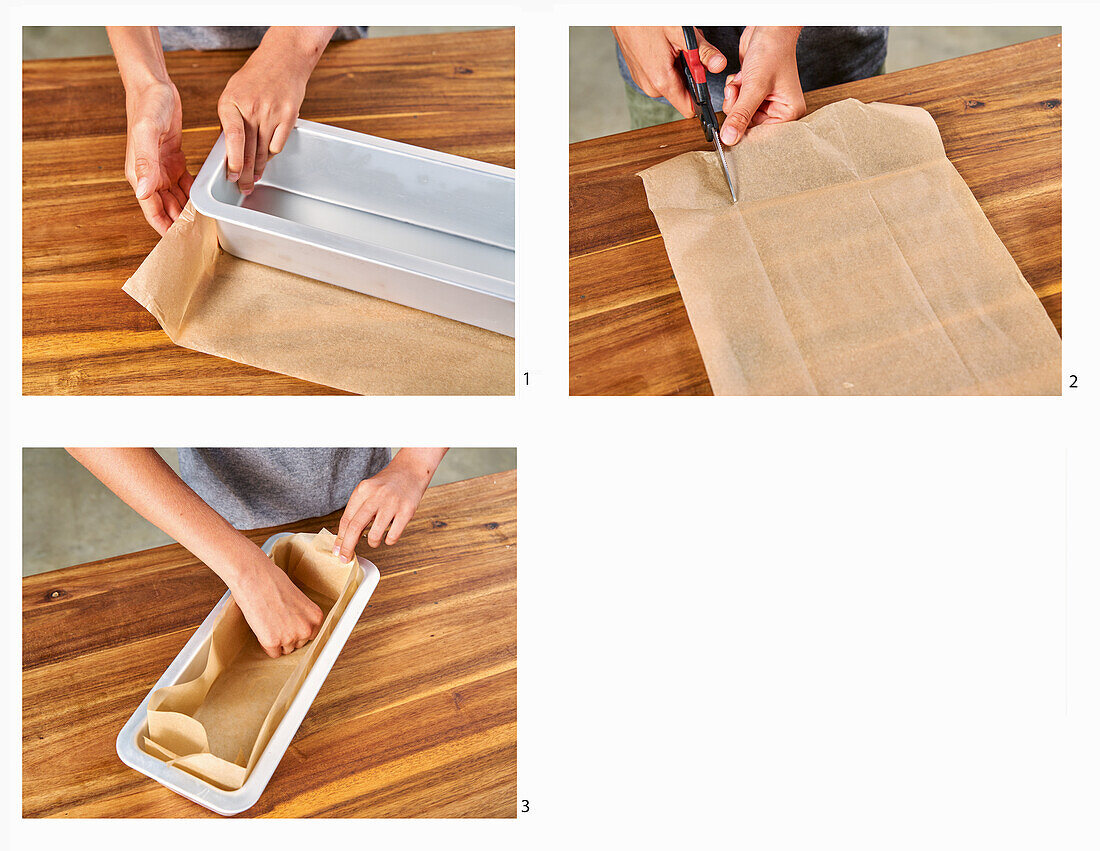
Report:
190,118,515,337
116,533,380,816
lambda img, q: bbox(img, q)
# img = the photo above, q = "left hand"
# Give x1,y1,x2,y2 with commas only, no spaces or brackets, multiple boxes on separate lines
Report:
333,449,447,562
720,26,806,146
216,28,333,194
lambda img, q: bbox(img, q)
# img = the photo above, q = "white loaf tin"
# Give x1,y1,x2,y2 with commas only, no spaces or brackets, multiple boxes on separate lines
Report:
190,119,516,337
116,533,380,816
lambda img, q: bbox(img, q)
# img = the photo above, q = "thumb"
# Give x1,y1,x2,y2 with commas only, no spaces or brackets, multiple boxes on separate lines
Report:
131,119,161,200
720,76,768,146
694,29,727,73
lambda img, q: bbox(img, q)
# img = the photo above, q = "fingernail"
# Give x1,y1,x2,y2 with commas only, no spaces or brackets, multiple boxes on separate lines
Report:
338,552,350,563
721,127,737,145
227,171,239,182
331,545,340,557
135,179,150,199
241,188,252,197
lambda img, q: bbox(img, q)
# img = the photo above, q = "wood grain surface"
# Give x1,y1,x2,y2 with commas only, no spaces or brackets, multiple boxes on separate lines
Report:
22,470,517,818
23,29,515,395
569,35,1062,396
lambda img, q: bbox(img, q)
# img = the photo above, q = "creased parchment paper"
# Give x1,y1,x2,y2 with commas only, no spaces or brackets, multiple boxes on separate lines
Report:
639,98,1060,395
143,530,358,790
123,204,514,395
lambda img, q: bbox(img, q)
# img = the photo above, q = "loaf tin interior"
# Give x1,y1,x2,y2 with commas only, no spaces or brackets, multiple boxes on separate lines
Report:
116,533,378,815
203,121,515,291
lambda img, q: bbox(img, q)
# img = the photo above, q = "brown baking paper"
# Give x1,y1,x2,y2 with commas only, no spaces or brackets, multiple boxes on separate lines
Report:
123,205,514,395
639,98,1061,395
143,530,358,790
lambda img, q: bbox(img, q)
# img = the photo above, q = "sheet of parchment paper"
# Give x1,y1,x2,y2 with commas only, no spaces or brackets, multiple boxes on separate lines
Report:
123,204,514,395
639,98,1061,395
144,530,359,790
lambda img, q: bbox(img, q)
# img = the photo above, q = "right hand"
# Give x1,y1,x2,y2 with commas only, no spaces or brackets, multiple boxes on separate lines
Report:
124,80,194,235
227,549,324,658
611,26,727,119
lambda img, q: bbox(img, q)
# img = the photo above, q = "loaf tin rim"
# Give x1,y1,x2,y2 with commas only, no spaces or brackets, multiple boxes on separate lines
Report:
115,532,378,816
189,119,516,301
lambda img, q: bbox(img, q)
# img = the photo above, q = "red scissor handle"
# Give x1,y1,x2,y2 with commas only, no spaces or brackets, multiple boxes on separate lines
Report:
682,47,707,86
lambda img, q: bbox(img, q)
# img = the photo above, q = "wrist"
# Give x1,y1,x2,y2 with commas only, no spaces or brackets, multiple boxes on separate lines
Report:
124,77,176,117
755,26,801,50
252,27,332,79
197,527,270,590
390,448,446,486
110,26,173,92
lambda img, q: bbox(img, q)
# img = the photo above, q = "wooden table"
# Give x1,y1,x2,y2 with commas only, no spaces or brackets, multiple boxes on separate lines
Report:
22,471,517,818
569,35,1062,395
23,29,515,395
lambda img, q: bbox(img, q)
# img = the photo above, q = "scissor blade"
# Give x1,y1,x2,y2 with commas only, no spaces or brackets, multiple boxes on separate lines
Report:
712,134,737,202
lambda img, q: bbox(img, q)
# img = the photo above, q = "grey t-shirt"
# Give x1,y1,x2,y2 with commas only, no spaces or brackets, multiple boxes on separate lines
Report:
158,26,369,52
177,448,391,529
618,26,889,112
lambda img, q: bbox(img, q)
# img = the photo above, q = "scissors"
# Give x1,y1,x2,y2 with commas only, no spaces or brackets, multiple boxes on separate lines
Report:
678,26,737,201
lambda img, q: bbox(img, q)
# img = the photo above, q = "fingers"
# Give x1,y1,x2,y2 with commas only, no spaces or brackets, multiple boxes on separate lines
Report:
167,173,190,211
367,504,397,548
138,194,173,236
334,486,366,561
129,119,162,201
268,610,322,657
722,73,739,116
253,121,273,184
159,190,183,225
693,28,727,74
237,119,258,194
269,121,294,156
720,76,770,146
335,500,378,563
750,111,782,128
658,69,696,120
217,101,246,183
385,509,415,546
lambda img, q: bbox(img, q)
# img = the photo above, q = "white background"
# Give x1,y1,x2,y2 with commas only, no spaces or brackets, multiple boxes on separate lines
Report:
6,2,1099,849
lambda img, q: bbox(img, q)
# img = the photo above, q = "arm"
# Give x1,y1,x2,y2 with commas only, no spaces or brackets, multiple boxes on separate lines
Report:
611,26,727,118
66,448,322,658
720,26,805,145
106,26,193,235
216,26,338,194
334,448,448,563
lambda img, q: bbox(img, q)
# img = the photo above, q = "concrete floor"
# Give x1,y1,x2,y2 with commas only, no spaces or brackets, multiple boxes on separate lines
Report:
569,26,1061,142
21,26,499,60
22,448,517,576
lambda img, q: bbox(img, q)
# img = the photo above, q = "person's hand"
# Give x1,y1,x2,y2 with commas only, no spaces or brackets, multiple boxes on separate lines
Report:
216,29,326,195
124,80,193,235
227,547,324,658
720,26,806,146
333,449,447,562
611,26,726,119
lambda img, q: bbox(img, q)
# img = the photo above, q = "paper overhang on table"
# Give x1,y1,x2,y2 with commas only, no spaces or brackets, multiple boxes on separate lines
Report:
638,98,1061,395
122,204,514,396
142,530,357,791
